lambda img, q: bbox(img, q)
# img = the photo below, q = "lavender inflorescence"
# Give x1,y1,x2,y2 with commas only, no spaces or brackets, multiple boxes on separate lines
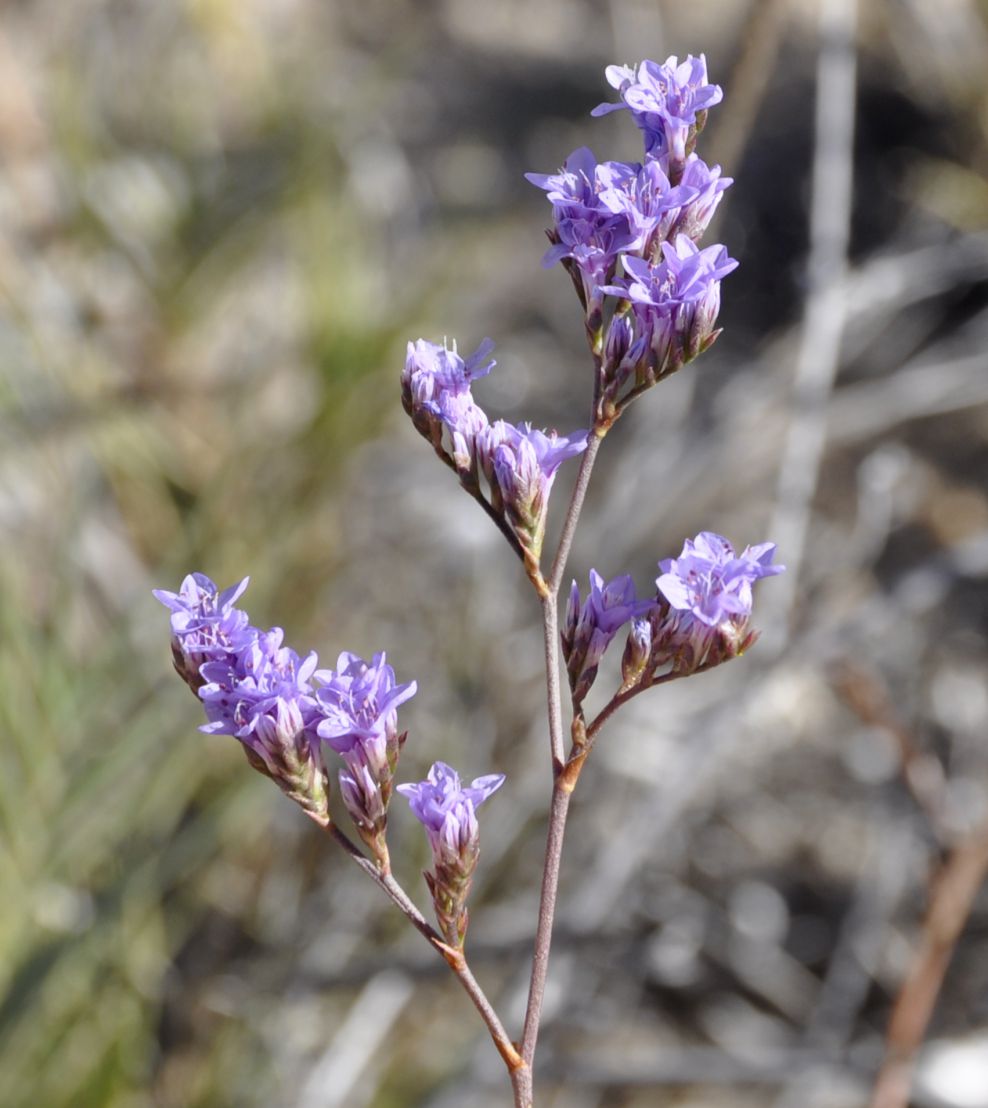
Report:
529,52,735,428
156,55,786,1104
398,763,505,948
154,576,426,858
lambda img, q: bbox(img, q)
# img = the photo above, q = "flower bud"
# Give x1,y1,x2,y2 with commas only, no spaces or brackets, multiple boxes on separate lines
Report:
620,616,653,691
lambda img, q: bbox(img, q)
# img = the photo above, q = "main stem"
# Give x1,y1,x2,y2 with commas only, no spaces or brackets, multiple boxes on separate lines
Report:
518,426,604,1092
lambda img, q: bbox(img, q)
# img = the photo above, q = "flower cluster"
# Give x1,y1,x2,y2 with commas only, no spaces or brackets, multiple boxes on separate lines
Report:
155,576,417,848
403,337,587,571
562,569,651,706
156,576,503,933
398,762,505,947
528,54,735,427
562,533,784,710
155,575,330,822
401,337,495,474
592,56,724,175
314,651,417,864
648,531,785,673
154,573,254,692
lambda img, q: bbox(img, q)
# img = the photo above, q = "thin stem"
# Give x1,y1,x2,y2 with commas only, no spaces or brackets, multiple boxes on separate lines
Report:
519,761,582,1067
548,429,604,594
584,667,704,748
322,822,523,1075
540,594,566,769
515,409,606,1087
434,447,527,565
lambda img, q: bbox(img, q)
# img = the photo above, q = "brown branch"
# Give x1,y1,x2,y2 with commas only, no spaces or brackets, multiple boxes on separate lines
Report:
319,821,524,1078
831,665,988,1107
869,829,988,1108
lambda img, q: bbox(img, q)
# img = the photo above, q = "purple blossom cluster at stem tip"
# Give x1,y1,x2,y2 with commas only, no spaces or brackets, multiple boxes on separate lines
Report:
563,533,784,708
401,57,742,589
154,576,502,906
526,54,735,427
402,336,587,571
398,763,505,947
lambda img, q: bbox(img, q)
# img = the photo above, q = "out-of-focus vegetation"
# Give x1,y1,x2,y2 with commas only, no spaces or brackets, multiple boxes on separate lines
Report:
2,2,988,1106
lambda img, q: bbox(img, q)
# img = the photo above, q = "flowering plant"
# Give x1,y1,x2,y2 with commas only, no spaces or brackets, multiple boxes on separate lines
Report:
156,55,783,1106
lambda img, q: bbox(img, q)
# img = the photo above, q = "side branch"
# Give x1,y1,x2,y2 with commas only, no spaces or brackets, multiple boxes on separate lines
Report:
322,821,522,1074
869,829,988,1108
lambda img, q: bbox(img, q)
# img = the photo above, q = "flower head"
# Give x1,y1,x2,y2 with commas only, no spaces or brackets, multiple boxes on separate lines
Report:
155,574,330,823
656,531,784,627
601,236,738,382
674,155,732,240
592,56,723,176
402,337,494,409
602,534,784,687
526,147,637,315
479,421,588,559
563,569,650,704
402,337,494,472
399,761,505,855
153,573,254,690
595,158,699,256
313,651,417,757
313,651,417,864
199,628,318,750
398,761,505,946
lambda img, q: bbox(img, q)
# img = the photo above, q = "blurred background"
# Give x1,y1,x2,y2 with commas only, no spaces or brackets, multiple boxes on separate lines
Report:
2,0,988,1105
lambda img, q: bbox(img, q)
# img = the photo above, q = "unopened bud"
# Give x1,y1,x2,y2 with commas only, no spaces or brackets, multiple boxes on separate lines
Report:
620,616,653,691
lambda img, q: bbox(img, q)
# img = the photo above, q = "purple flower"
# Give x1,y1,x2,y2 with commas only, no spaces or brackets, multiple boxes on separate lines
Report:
313,651,417,864
402,337,494,472
631,532,786,677
592,56,723,176
194,624,330,823
398,761,505,946
313,651,417,757
616,237,738,310
479,421,588,558
398,761,505,854
153,573,254,690
402,337,494,410
155,574,333,822
656,532,784,627
596,157,699,257
601,236,738,380
526,147,637,315
674,154,732,240
563,570,651,704
199,628,318,750
525,146,611,213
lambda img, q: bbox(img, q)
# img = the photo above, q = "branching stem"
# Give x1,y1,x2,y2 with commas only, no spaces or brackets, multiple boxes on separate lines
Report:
319,820,524,1076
